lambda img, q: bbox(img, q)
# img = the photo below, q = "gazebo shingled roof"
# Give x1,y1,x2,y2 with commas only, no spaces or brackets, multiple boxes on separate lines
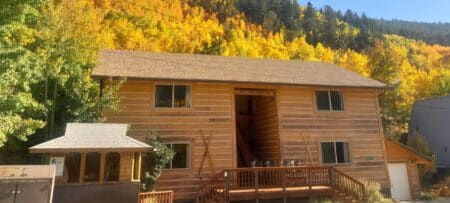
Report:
29,123,152,153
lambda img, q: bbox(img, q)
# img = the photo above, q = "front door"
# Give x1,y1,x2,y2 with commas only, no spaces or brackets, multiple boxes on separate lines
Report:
388,163,411,200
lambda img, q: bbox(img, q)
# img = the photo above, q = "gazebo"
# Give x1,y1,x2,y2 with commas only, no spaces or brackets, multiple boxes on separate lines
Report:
30,123,152,185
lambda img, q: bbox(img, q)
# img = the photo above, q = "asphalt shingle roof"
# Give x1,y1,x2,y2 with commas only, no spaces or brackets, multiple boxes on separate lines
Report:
92,50,387,89
29,123,151,153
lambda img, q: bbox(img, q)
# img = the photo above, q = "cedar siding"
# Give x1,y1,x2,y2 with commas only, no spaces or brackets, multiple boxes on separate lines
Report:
103,80,390,200
277,87,390,188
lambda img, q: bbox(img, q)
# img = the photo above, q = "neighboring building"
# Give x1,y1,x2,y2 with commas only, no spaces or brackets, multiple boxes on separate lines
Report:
384,138,432,201
409,95,450,167
0,165,55,203
91,50,391,202
29,123,152,203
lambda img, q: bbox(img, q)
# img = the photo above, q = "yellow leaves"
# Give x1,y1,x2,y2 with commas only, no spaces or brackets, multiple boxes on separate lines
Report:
285,36,315,61
338,49,370,77
314,43,334,63
109,18,147,50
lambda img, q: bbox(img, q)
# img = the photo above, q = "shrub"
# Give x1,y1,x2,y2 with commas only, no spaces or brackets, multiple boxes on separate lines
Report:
418,192,434,200
140,130,175,191
363,181,393,203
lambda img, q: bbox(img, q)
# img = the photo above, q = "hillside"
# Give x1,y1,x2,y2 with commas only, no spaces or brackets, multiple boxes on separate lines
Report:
0,0,449,162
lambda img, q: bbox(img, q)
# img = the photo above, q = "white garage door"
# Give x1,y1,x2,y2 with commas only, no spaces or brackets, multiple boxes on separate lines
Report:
388,163,411,200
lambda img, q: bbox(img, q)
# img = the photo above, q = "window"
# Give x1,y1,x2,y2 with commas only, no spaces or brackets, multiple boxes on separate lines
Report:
104,152,120,182
64,153,81,183
133,152,140,180
164,143,190,169
321,142,350,164
84,152,101,182
315,90,344,111
155,85,191,108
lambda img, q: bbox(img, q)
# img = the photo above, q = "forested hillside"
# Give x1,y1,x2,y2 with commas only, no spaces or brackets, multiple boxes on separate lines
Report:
0,0,449,162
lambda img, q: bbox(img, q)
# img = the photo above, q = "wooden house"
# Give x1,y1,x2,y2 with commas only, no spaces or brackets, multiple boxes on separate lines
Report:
91,50,392,202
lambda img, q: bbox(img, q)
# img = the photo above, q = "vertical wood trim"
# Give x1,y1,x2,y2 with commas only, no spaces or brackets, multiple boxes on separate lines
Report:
99,153,106,183
138,153,142,181
131,153,136,181
231,87,237,169
79,153,86,183
375,89,391,187
275,87,285,162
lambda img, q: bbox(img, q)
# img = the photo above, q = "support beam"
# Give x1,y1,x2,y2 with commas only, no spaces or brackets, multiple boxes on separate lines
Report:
99,153,106,183
79,153,86,183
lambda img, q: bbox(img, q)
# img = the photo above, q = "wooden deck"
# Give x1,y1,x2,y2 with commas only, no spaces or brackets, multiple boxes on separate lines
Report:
197,166,365,202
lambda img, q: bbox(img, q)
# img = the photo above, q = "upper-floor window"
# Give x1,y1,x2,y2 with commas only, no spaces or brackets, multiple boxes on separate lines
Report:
155,85,191,108
164,143,190,169
315,90,344,111
321,142,350,164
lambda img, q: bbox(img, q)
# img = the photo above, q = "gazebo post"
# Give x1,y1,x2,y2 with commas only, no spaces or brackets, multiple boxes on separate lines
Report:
100,152,106,183
79,153,86,183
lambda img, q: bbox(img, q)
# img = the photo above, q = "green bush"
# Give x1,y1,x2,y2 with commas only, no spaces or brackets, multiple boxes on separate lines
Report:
140,130,175,191
418,192,434,200
363,181,393,203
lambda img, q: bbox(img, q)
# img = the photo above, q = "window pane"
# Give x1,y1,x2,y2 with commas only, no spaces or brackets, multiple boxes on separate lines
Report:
321,142,336,163
174,86,190,108
133,152,140,180
336,142,350,163
84,152,101,182
65,153,81,183
104,152,120,181
172,144,188,169
155,85,173,107
330,91,344,111
316,91,330,110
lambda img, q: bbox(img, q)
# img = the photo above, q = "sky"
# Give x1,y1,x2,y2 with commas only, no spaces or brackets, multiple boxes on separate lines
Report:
298,0,450,23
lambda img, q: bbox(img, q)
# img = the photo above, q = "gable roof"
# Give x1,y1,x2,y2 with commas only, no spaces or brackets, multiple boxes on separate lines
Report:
29,123,151,153
384,138,433,164
92,50,387,89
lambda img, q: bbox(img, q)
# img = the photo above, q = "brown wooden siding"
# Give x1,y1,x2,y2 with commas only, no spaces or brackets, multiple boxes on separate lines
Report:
119,152,133,182
104,80,390,200
105,81,235,200
276,86,390,188
252,96,281,161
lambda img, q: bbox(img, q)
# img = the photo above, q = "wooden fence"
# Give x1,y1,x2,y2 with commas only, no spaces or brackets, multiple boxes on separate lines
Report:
139,191,173,203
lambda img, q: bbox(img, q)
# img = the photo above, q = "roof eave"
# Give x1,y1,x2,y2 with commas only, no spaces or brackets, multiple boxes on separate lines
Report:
29,147,152,154
91,75,390,90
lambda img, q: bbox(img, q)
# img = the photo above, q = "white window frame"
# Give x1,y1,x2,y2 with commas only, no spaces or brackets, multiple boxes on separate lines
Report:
154,84,191,109
320,141,351,164
164,142,191,170
315,90,344,111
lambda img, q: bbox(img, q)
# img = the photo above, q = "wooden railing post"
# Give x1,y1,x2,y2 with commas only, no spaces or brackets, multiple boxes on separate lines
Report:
225,170,230,203
254,169,259,203
281,168,287,203
307,168,312,191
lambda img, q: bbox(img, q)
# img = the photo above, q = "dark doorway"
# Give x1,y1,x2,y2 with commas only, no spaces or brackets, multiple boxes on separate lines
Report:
235,91,281,168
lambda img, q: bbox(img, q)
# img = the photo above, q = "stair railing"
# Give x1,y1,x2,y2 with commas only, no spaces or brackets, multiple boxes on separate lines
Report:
197,166,366,202
329,167,366,201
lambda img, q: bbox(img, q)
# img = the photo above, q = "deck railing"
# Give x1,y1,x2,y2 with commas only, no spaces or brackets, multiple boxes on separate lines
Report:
139,191,173,203
197,166,365,202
